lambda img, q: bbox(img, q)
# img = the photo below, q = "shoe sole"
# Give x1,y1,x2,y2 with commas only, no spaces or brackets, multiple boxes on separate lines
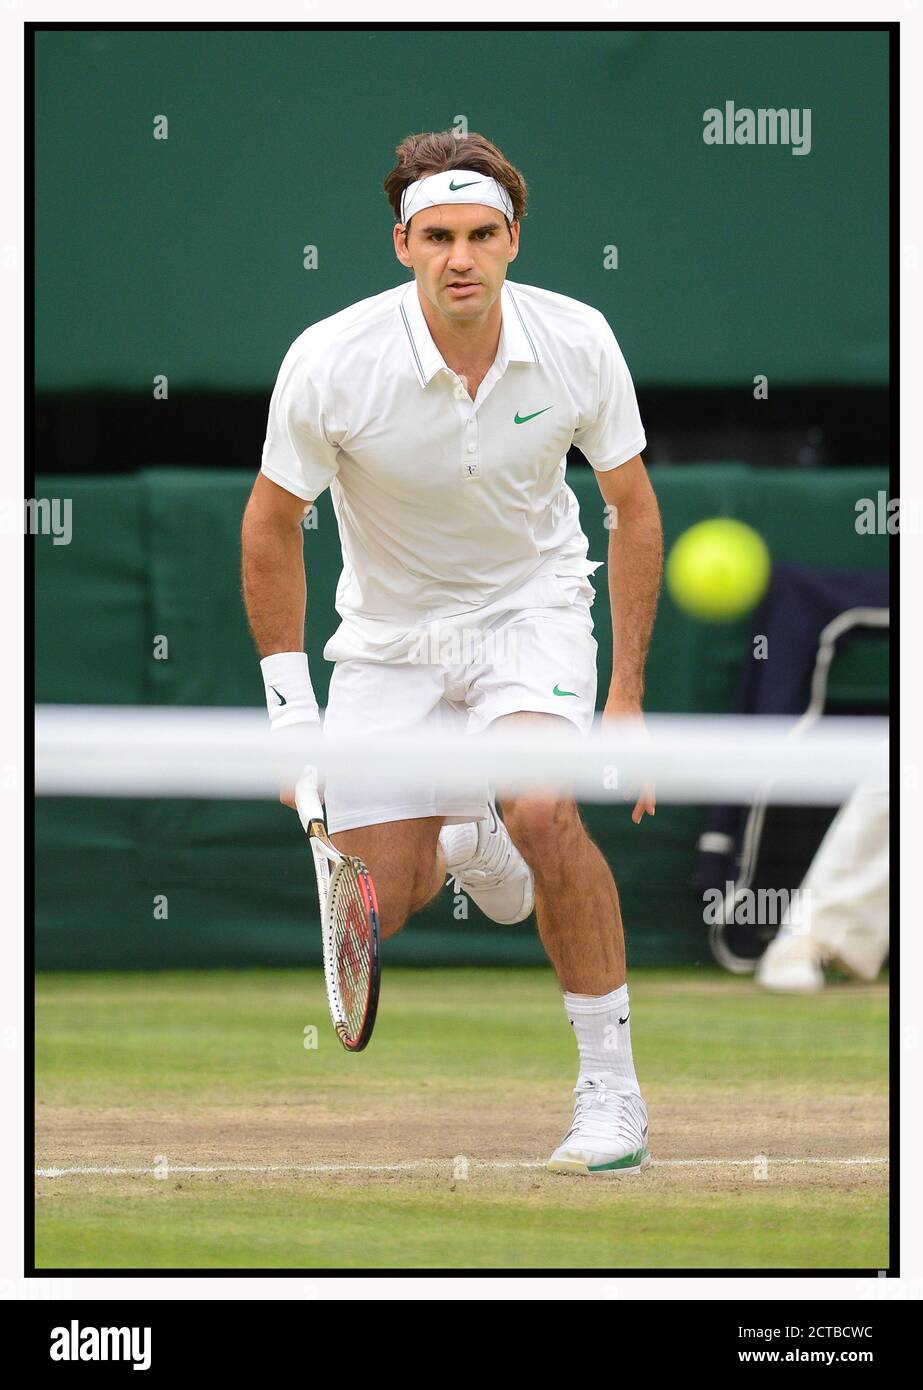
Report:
455,883,535,925
546,1148,652,1176
757,977,824,994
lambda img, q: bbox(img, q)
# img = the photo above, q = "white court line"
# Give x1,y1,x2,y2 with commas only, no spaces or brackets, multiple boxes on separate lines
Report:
35,1157,889,1178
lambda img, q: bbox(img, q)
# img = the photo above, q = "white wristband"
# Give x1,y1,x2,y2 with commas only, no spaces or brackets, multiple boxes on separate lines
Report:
260,651,320,730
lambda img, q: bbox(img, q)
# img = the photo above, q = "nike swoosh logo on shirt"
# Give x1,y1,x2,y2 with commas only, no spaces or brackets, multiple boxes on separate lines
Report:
553,684,577,697
514,407,553,424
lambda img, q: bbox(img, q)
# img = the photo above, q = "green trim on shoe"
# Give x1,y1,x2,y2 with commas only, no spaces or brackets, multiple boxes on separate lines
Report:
587,1147,651,1172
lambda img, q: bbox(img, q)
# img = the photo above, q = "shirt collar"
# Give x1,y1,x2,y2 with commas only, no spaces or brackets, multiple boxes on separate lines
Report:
399,280,541,388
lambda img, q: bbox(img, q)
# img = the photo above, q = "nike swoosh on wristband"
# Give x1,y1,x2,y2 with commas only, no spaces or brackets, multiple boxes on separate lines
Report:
269,686,287,706
619,1011,630,1025
552,684,577,697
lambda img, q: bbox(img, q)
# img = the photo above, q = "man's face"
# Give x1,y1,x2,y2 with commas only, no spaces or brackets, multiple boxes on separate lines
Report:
393,201,520,324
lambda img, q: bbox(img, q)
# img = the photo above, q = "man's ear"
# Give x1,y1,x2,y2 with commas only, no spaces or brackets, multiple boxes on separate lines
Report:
393,222,413,270
507,219,521,263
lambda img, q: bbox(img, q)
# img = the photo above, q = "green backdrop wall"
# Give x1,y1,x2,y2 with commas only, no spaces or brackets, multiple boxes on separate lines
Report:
35,27,888,391
35,464,888,970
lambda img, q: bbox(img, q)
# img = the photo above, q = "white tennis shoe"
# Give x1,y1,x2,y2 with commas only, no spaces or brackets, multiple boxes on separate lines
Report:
756,934,825,993
439,802,534,924
547,1078,652,1175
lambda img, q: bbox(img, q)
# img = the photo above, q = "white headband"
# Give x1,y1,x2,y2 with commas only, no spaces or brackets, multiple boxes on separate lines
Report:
400,168,515,226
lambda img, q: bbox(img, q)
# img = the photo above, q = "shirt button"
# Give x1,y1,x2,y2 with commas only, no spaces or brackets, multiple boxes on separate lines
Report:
467,442,476,453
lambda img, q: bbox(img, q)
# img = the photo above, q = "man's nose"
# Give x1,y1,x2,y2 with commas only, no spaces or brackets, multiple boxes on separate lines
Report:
447,240,475,265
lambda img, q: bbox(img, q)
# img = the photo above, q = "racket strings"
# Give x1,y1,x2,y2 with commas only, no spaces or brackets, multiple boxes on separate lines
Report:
329,869,374,1038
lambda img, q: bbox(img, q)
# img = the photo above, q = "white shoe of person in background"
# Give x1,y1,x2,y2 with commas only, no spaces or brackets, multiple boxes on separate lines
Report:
757,781,889,994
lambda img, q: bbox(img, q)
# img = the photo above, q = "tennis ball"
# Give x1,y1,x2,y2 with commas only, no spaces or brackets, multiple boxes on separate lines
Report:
665,518,771,622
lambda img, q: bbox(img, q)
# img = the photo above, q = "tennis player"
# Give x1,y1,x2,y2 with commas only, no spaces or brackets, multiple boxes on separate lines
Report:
242,131,663,1175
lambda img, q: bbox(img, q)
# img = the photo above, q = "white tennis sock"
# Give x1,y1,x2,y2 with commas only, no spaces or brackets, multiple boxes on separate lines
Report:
563,985,640,1096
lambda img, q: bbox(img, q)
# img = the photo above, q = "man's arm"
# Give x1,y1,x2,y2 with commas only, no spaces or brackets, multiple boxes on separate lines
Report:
241,472,313,656
242,473,318,809
595,454,663,706
594,454,663,821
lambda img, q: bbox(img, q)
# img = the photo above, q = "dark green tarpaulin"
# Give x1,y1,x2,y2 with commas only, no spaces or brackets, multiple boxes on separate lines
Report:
35,464,888,968
36,29,888,391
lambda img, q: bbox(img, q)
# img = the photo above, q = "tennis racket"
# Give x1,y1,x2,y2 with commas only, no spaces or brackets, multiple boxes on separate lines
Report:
295,773,381,1052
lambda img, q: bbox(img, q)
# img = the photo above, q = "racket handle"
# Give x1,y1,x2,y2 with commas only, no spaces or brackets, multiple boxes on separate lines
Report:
294,772,324,832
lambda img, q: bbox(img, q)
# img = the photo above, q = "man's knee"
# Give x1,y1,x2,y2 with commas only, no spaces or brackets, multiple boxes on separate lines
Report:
501,796,584,865
331,818,441,937
374,883,415,939
371,853,444,937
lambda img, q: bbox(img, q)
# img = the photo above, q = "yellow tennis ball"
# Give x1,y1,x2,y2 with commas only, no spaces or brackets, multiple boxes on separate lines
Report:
666,518,771,622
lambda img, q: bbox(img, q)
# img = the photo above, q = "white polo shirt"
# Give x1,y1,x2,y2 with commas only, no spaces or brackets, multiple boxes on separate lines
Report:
261,279,646,648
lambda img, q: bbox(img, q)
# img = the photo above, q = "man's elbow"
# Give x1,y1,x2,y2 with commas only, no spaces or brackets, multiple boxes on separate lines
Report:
602,460,660,525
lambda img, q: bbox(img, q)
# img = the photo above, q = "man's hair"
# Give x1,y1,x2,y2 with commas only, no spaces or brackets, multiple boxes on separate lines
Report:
383,130,528,232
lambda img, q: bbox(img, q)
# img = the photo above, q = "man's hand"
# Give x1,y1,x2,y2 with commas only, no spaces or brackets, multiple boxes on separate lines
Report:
280,775,324,814
277,745,322,813
602,691,656,824
269,725,323,814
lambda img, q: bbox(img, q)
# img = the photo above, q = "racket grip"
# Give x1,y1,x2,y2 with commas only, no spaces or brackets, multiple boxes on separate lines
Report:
294,772,324,832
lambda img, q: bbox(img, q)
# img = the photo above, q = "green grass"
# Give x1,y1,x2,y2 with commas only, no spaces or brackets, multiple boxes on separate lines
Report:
35,967,888,1099
35,1188,888,1271
35,967,889,1270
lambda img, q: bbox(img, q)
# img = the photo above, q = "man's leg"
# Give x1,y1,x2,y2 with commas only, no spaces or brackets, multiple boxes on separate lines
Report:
322,656,480,938
331,817,446,940
756,780,889,993
495,711,650,1175
495,714,624,992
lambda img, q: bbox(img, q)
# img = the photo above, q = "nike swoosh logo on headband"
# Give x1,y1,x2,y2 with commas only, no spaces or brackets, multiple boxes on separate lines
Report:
448,179,481,191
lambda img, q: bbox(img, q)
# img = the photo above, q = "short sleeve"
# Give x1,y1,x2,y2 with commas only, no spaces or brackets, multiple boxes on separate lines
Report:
260,351,340,501
572,317,647,472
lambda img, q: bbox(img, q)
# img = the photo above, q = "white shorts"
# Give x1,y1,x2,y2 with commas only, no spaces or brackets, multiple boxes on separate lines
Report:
322,601,598,833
